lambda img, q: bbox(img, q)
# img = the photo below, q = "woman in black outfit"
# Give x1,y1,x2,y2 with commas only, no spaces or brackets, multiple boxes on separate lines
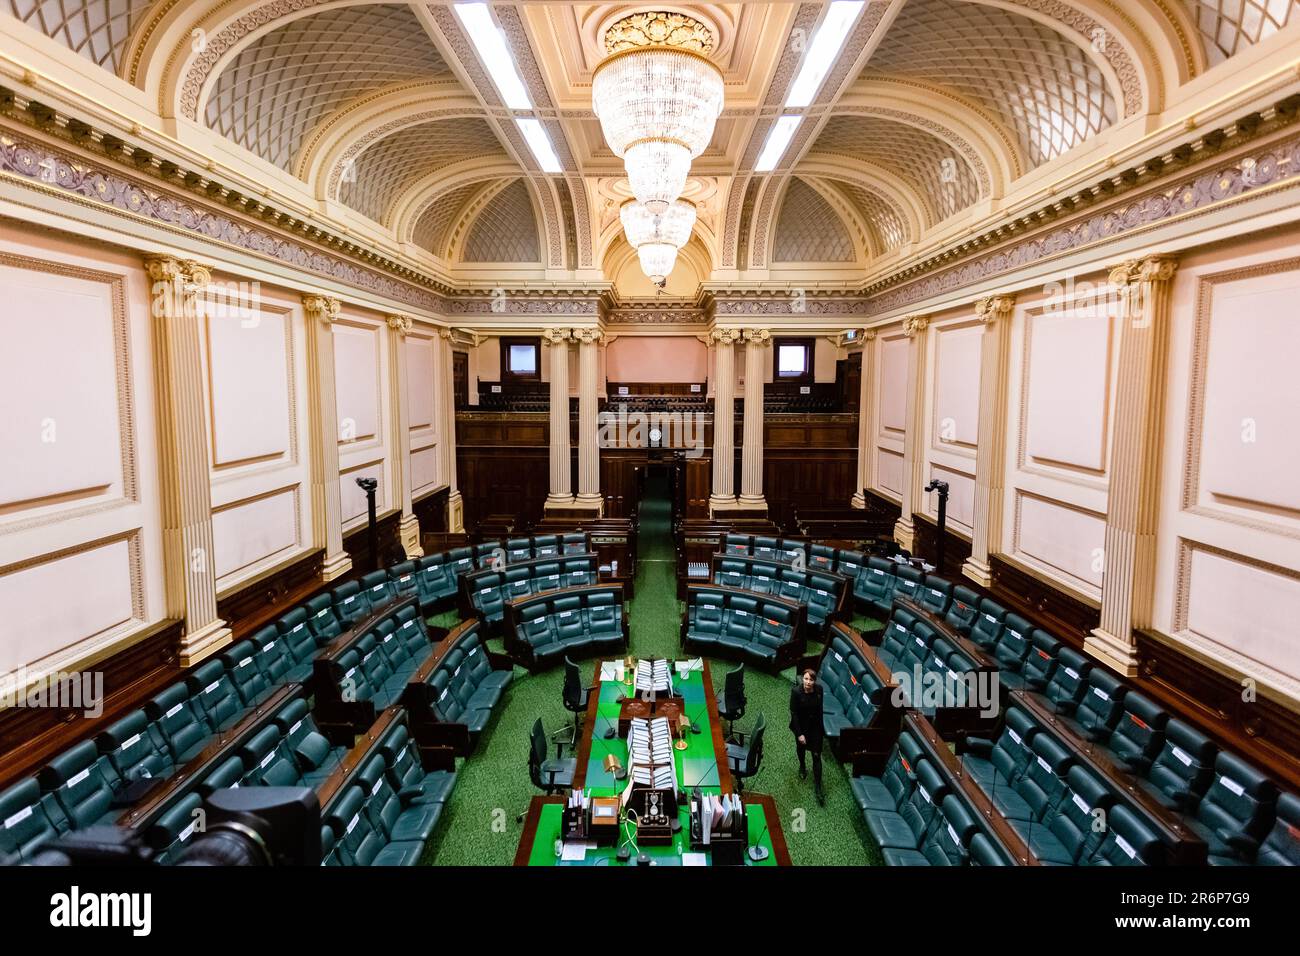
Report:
789,668,825,805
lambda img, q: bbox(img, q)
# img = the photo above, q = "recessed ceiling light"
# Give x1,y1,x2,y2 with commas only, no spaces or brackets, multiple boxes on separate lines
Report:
784,1,865,108
454,3,532,110
754,115,803,172
516,118,563,174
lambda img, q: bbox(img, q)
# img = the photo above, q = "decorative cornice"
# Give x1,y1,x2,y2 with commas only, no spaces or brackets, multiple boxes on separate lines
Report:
709,290,873,317
975,294,1016,323
302,294,341,324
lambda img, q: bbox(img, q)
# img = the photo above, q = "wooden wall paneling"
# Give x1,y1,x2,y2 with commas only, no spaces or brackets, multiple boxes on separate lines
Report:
342,510,402,575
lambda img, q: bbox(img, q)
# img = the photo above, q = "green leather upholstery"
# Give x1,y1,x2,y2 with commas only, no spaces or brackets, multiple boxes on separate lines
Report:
0,778,63,861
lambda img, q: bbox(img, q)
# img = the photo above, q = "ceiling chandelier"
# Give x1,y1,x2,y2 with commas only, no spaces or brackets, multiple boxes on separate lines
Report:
593,11,723,286
620,198,697,286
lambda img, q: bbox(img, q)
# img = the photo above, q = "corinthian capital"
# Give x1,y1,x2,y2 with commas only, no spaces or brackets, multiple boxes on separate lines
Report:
975,294,1015,324
302,294,342,324
902,314,929,337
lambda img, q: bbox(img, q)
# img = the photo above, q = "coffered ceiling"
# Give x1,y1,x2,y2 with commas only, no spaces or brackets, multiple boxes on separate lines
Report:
6,0,1300,295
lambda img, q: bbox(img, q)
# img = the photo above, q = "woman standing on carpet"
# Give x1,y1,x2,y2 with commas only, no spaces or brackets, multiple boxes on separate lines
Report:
789,668,825,806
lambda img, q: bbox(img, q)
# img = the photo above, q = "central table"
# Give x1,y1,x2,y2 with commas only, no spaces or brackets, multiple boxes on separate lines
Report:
514,658,791,866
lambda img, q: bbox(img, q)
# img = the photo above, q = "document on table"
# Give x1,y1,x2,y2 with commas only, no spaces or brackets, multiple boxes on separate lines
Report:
682,852,707,867
560,842,589,862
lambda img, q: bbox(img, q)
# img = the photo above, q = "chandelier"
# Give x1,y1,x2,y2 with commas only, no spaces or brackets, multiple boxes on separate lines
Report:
593,12,723,216
620,199,697,286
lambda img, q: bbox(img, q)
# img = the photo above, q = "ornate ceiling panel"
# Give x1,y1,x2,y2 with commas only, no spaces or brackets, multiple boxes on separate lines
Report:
5,0,152,74
772,177,855,263
203,4,449,172
338,117,505,225
1184,0,1300,67
866,0,1117,167
411,181,483,258
831,180,910,254
812,114,982,224
462,179,541,263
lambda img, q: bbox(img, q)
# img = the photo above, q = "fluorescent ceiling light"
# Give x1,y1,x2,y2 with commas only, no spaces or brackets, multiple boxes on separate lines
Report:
784,1,865,108
754,115,803,172
516,118,563,173
455,3,532,110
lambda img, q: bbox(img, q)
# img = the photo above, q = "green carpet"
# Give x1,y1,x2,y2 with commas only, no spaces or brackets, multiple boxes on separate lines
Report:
423,477,882,866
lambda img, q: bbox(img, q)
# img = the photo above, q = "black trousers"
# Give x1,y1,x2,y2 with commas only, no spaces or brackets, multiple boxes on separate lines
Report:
795,736,823,787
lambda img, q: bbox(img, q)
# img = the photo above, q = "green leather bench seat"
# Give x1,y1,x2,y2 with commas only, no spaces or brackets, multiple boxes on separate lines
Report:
818,634,889,746
320,718,456,866
850,730,923,814
507,585,627,670
464,554,598,624
683,586,800,668
712,555,847,630
331,609,435,711
421,623,513,739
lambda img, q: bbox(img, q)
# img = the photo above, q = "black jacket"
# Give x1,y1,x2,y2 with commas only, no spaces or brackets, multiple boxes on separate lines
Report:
789,682,824,746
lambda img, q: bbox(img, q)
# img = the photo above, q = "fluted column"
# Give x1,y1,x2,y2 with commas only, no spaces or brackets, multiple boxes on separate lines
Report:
851,330,877,509
303,294,354,582
738,328,770,510
709,328,740,512
963,295,1015,585
438,329,464,532
1087,256,1179,676
894,315,929,552
544,327,574,509
387,315,423,558
146,255,232,666
574,327,604,512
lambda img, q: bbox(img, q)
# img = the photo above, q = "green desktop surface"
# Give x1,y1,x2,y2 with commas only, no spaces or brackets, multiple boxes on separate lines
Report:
523,798,780,867
518,659,788,866
580,662,721,794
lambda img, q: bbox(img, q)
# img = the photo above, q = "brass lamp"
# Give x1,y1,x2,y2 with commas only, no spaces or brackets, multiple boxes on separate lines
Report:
604,753,627,781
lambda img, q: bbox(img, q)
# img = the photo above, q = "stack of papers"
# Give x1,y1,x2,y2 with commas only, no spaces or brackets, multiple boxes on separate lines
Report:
634,659,674,697
625,717,678,795
694,791,744,844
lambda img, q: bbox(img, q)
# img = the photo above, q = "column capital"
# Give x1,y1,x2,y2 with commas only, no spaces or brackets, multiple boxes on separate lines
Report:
573,327,603,345
901,314,929,337
302,294,342,324
1109,254,1178,289
710,327,742,345
975,294,1015,324
542,327,574,345
741,327,771,345
386,314,414,336
144,255,211,295
438,327,456,341
862,329,877,341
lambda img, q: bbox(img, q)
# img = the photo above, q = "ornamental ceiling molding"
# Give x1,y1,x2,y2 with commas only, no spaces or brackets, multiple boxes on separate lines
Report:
444,291,603,318
0,124,453,313
862,125,1300,316
708,291,874,317
606,300,706,325
828,106,994,197
602,11,717,53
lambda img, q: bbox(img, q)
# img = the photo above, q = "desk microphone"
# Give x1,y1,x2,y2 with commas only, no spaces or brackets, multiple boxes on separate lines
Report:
748,817,771,863
689,707,704,735
604,686,627,739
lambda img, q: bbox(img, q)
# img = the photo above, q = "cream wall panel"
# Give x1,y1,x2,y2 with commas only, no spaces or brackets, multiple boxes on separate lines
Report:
411,445,439,496
211,487,300,583
878,448,904,497
879,336,909,433
1184,546,1299,684
0,226,166,678
0,264,122,508
0,537,135,674
1015,492,1106,594
334,322,381,443
1023,305,1114,475
1154,232,1300,702
405,336,437,430
205,307,291,468
933,323,982,448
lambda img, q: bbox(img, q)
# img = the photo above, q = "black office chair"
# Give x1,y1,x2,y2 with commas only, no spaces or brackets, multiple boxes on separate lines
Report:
717,664,746,739
726,713,765,793
554,656,596,746
518,717,577,822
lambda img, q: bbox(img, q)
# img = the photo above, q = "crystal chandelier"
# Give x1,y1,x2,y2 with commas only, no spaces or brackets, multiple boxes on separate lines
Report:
592,14,724,214
620,199,697,286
